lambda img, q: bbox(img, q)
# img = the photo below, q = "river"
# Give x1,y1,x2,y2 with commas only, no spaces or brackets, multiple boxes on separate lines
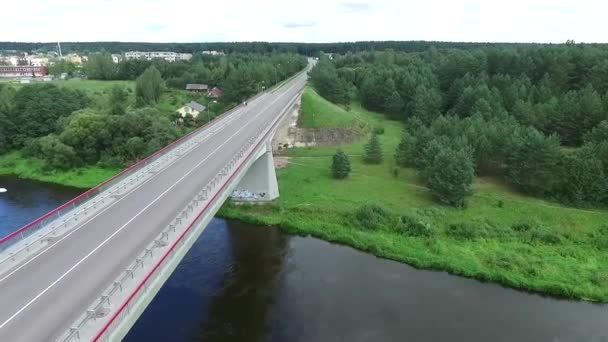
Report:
1,175,607,342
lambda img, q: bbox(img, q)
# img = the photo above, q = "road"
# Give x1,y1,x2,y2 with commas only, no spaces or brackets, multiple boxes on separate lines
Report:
0,72,306,342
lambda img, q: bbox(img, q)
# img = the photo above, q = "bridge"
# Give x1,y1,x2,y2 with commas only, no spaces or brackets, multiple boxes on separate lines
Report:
0,70,307,341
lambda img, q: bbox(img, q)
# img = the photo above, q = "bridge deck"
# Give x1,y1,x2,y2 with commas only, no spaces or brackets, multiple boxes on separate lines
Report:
0,73,306,341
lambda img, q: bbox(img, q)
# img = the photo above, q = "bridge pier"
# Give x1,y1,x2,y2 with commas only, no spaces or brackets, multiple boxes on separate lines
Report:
231,140,279,202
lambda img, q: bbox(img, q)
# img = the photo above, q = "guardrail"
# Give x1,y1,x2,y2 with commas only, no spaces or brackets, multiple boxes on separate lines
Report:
58,77,303,342
0,87,277,260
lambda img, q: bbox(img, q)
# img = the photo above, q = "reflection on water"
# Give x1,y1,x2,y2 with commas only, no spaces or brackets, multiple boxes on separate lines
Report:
0,176,82,236
127,220,608,342
1,176,607,342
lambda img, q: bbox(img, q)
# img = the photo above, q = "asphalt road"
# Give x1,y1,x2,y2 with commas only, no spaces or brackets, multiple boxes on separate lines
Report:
0,72,306,342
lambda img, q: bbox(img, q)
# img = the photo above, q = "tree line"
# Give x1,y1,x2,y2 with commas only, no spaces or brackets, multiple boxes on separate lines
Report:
79,52,307,104
4,40,606,56
0,53,307,170
311,46,608,207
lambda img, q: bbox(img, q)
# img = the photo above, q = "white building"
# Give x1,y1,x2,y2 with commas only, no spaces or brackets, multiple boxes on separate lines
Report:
202,50,224,56
123,51,192,62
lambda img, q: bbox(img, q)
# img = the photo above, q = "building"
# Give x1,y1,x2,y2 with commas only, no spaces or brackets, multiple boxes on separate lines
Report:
111,54,122,63
177,101,206,118
185,83,209,92
27,56,49,67
124,51,193,62
208,86,224,99
202,50,224,56
0,66,47,78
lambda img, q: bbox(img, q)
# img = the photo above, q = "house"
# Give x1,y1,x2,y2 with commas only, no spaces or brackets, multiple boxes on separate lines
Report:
111,54,122,63
186,83,209,92
177,101,206,118
208,86,224,99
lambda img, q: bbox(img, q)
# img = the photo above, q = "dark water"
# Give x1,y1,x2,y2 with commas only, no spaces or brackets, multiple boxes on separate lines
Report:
2,176,607,342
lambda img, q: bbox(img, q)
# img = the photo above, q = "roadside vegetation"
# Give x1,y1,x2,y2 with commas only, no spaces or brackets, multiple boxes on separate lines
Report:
221,83,608,302
0,53,307,185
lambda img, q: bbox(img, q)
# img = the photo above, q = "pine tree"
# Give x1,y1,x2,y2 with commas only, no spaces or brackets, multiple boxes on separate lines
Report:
394,130,416,167
364,133,383,164
331,150,351,179
425,146,475,207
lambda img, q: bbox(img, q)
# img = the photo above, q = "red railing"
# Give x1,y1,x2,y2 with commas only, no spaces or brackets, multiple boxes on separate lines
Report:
91,81,303,341
0,101,244,251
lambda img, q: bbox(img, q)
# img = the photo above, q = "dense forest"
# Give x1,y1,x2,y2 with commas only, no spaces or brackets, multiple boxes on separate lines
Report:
310,46,608,207
3,40,607,56
0,52,307,169
80,52,306,103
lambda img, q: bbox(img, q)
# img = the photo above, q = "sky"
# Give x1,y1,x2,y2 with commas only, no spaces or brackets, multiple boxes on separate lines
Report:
1,0,607,43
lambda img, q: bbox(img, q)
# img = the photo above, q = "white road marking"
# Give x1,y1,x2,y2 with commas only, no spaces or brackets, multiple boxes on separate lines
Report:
0,78,302,330
0,107,245,285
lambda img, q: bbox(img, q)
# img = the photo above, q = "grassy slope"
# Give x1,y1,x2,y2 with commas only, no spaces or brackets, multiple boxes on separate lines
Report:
0,151,119,188
298,87,362,128
221,88,608,302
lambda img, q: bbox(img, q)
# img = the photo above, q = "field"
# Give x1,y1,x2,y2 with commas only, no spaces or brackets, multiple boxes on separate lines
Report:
221,87,608,302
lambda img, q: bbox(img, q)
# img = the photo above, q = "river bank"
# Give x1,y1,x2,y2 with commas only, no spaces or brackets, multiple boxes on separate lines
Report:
4,176,607,341
222,88,608,302
2,87,608,302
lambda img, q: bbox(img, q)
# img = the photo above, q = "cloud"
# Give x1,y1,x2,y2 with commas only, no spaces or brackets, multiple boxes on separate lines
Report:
0,0,607,43
340,2,372,12
283,21,318,29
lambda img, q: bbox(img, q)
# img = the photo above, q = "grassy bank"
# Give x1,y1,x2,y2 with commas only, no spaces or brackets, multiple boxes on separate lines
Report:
220,88,608,302
0,151,119,188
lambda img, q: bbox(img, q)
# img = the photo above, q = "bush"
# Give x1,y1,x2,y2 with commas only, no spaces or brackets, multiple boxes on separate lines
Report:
397,216,434,237
511,219,541,232
331,150,351,179
527,229,562,244
363,132,383,164
392,167,399,177
446,222,480,240
355,203,393,231
373,125,385,135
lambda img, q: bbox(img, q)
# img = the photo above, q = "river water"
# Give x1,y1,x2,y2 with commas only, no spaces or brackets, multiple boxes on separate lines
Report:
1,175,607,342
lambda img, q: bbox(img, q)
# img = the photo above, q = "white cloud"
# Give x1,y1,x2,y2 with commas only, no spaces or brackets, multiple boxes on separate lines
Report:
1,0,607,43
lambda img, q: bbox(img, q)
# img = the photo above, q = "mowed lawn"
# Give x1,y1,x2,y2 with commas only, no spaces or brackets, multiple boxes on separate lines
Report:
222,86,608,302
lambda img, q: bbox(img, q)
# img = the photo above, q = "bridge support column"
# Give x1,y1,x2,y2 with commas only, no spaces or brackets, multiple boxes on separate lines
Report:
232,140,279,202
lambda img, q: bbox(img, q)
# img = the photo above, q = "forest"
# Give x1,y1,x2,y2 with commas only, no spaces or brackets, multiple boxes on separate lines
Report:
309,46,608,207
0,52,307,170
3,40,606,56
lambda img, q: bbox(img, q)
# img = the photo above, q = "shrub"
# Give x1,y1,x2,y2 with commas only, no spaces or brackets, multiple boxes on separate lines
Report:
355,203,393,231
331,150,351,179
363,133,383,164
392,167,399,177
511,219,541,232
446,222,480,240
398,216,434,237
527,229,562,244
373,125,385,135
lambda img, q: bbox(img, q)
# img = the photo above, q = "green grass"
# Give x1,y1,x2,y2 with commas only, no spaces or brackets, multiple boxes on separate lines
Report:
220,88,608,302
55,79,135,92
299,87,364,128
0,151,119,188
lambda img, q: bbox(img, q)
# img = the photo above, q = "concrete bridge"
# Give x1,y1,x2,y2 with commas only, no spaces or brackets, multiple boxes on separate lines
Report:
0,71,307,341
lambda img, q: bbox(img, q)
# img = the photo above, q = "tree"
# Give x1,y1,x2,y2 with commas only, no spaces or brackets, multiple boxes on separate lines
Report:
425,146,475,207
394,130,416,167
557,149,607,205
135,66,163,106
126,136,146,161
85,53,117,80
331,150,351,179
109,86,128,115
507,127,561,196
363,132,383,164
309,57,351,104
38,134,80,169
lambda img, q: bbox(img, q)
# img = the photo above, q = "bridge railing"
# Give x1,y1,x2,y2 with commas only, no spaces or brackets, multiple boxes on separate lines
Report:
58,79,303,342
0,99,251,257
